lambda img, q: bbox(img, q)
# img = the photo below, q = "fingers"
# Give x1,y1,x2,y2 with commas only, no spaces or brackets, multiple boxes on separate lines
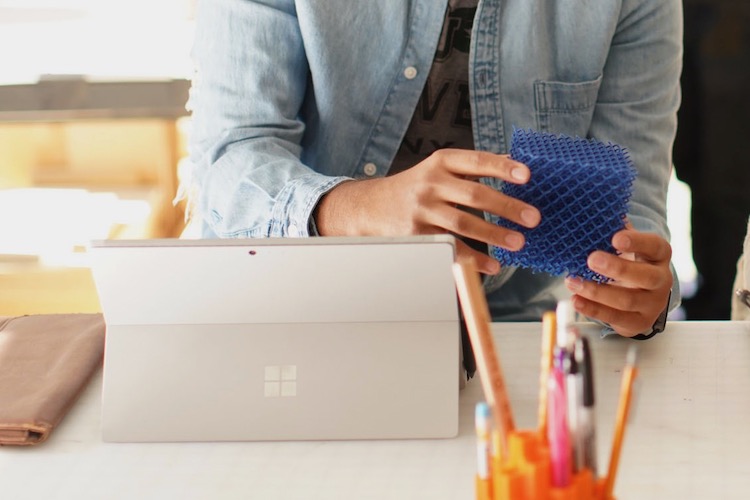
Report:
566,230,674,337
417,150,541,249
565,276,664,317
405,149,540,249
456,240,501,275
568,294,650,337
426,204,526,251
435,177,541,229
586,251,672,290
428,149,531,184
566,276,672,337
612,229,672,264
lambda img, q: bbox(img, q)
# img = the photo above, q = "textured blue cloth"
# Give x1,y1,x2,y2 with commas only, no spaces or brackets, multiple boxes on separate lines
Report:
493,128,637,283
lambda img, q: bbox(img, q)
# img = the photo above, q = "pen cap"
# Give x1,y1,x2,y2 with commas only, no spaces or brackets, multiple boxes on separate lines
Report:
575,336,595,407
555,300,577,349
475,402,492,481
624,346,640,424
475,402,492,434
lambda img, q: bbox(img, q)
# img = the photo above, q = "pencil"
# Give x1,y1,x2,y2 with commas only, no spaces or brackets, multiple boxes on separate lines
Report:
453,261,515,457
538,311,557,440
603,346,639,499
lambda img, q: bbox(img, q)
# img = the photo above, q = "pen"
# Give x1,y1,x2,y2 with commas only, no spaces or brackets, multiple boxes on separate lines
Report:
475,402,493,500
556,300,581,472
538,311,557,440
453,261,515,457
547,349,572,488
575,335,598,476
564,344,581,473
556,300,577,350
604,346,639,499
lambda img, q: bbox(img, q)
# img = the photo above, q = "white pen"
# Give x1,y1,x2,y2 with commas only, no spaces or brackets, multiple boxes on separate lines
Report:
475,402,492,481
557,300,581,472
556,300,577,351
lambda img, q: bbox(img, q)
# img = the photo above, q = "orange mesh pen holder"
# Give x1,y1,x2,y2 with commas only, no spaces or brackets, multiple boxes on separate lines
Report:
476,430,612,500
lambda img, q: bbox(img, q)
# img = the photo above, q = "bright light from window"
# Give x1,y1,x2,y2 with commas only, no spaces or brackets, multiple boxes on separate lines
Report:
0,0,194,83
667,171,697,296
0,188,151,267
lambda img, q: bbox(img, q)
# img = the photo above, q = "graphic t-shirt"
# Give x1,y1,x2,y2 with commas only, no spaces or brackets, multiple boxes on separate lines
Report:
389,0,478,175
389,0,484,255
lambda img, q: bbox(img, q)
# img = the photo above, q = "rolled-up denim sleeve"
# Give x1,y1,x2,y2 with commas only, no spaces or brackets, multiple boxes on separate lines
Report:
188,0,350,238
589,0,683,329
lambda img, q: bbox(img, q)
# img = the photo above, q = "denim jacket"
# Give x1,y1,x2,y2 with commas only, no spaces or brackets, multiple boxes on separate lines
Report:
187,0,682,321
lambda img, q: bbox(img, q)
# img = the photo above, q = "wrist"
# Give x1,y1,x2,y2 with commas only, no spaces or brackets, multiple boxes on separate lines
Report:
314,178,381,236
632,289,671,340
313,179,359,236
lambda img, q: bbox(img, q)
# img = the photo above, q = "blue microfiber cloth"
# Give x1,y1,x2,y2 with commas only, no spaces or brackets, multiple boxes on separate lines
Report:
492,128,637,283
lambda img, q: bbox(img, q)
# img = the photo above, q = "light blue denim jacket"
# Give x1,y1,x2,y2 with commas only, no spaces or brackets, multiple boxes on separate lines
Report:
187,0,682,323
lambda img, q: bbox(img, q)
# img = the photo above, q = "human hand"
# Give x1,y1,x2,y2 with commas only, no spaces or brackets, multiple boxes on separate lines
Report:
564,226,673,337
313,149,541,274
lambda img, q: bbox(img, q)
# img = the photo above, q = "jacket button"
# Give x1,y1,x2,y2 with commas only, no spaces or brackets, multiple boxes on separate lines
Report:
403,66,418,80
363,163,377,176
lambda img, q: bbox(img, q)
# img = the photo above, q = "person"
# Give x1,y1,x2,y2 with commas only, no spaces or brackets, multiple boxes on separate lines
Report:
185,0,680,339
731,216,750,321
672,1,750,320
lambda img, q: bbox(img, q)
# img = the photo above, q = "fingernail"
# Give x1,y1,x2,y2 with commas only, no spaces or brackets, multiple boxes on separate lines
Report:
588,253,606,270
511,166,529,182
505,233,524,249
570,295,583,310
521,208,540,227
565,277,583,292
614,234,631,250
483,260,501,275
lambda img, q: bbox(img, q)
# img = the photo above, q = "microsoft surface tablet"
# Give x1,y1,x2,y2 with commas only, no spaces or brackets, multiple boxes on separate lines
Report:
90,236,460,442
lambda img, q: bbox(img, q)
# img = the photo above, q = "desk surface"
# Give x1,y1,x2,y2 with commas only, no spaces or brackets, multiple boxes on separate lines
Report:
2,321,749,500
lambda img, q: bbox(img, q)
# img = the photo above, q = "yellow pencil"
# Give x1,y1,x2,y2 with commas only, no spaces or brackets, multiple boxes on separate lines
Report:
604,346,639,499
452,260,515,457
538,311,557,440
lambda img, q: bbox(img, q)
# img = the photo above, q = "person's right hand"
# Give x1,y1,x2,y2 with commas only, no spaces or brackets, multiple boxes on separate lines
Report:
313,149,541,274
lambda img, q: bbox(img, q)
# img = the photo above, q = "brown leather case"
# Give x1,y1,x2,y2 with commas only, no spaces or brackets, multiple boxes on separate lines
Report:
0,314,105,445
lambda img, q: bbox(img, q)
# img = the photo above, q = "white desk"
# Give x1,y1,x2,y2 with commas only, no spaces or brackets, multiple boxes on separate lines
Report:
2,321,749,499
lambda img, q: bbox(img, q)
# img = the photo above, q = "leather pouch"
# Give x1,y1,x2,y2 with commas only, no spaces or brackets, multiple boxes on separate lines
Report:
0,313,105,445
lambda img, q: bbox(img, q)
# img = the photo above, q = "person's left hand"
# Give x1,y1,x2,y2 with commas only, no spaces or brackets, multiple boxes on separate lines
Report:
564,226,673,337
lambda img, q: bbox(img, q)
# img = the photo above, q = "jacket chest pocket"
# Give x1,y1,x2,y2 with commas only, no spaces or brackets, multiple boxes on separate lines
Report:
533,75,602,137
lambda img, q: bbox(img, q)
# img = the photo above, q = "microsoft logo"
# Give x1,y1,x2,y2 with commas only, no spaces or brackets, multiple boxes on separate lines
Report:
264,365,297,397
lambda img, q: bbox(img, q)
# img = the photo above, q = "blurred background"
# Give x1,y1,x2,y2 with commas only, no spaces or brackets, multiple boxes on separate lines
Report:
673,0,750,320
0,0,193,314
1,1,747,320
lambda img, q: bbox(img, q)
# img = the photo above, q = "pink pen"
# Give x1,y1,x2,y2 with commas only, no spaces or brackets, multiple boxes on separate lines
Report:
547,350,572,488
